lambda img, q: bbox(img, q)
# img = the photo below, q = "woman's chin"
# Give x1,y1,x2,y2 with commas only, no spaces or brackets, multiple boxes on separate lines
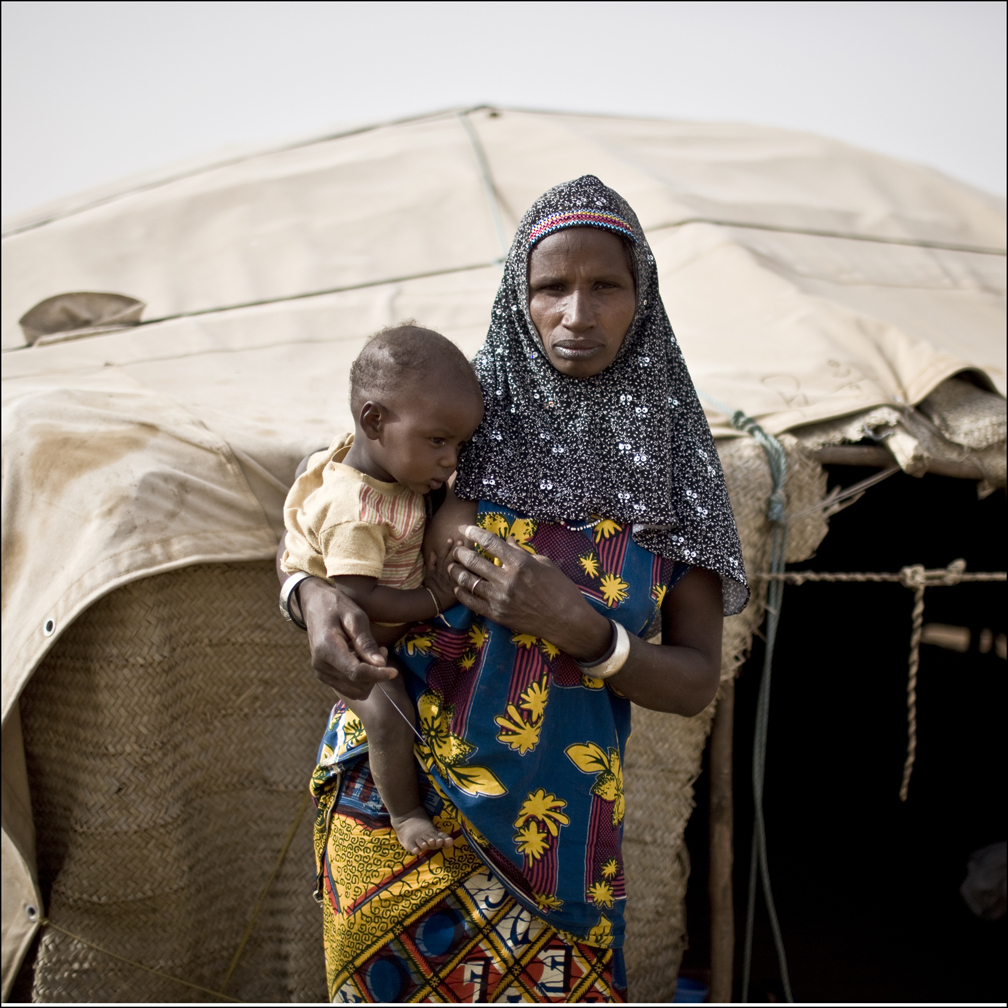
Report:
552,358,610,379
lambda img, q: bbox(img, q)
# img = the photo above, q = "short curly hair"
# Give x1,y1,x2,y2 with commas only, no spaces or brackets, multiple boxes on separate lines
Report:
349,321,481,414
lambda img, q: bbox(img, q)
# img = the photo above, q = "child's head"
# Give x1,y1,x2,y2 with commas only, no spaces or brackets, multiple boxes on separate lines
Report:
349,322,484,494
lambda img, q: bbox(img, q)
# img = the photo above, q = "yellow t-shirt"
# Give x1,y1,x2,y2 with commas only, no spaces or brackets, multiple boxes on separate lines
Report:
281,433,426,590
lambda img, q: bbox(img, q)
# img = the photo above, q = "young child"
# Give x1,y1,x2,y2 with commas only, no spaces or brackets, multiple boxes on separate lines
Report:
282,323,484,854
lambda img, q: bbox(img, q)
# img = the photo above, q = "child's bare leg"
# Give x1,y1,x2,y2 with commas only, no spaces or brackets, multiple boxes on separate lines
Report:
342,675,453,855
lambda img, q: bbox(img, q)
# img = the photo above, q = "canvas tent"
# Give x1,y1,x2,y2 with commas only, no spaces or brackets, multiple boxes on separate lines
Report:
2,107,1005,1002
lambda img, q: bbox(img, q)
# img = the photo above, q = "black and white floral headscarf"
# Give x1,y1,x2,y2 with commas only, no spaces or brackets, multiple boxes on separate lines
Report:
456,175,748,614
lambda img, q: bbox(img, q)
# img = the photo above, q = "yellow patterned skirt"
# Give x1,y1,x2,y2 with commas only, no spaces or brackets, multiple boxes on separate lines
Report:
313,757,626,1003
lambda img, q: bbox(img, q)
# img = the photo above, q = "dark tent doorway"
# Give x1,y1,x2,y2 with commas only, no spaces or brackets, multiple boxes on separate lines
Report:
683,468,1005,1003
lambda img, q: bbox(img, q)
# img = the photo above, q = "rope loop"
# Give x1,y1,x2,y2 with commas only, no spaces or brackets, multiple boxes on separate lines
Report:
730,410,788,525
899,557,969,589
899,564,927,590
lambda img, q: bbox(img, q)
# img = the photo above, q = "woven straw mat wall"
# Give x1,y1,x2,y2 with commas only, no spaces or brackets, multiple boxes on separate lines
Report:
19,441,827,1003
20,562,334,1003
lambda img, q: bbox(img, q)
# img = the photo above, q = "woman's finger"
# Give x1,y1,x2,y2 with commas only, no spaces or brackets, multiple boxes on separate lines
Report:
340,604,388,667
458,525,529,567
452,583,494,618
452,567,491,597
448,546,503,582
312,635,396,698
436,537,454,566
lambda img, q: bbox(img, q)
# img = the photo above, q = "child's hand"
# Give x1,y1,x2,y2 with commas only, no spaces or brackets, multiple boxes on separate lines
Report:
424,537,458,612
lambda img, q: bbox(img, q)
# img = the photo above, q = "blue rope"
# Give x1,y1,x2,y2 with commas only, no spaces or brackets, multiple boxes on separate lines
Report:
728,410,794,1004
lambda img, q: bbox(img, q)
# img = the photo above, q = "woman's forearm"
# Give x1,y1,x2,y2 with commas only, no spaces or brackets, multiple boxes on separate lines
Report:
607,567,723,715
605,636,720,716
537,602,613,664
541,601,718,714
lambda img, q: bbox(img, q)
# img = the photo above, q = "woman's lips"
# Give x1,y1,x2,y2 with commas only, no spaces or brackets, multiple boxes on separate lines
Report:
552,342,602,359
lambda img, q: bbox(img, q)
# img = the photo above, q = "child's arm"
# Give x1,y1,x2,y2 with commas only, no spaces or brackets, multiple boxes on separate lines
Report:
330,576,440,624
331,537,457,625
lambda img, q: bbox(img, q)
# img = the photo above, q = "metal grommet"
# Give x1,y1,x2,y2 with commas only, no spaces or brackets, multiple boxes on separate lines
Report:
43,618,55,637
26,905,38,921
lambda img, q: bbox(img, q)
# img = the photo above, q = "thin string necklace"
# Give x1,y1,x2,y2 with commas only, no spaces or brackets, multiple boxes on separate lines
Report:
559,516,601,532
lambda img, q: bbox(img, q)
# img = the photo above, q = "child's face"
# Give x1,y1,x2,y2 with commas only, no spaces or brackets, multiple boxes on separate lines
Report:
365,386,484,495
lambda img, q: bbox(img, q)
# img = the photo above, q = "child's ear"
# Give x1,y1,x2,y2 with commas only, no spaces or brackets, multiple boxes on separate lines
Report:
359,401,385,441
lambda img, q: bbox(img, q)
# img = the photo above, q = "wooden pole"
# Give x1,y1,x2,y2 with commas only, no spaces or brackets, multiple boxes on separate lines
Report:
813,444,982,479
709,677,735,1004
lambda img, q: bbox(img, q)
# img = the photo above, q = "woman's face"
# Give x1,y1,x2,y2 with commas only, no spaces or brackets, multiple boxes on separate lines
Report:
528,227,637,379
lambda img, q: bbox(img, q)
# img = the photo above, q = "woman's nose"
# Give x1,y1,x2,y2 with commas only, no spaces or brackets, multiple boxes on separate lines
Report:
562,289,594,332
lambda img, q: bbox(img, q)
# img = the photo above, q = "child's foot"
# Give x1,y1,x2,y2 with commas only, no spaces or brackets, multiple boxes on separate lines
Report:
390,808,455,855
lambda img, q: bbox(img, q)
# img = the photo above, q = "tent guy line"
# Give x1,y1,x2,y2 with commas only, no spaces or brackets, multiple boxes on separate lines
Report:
455,111,511,260
753,563,1007,803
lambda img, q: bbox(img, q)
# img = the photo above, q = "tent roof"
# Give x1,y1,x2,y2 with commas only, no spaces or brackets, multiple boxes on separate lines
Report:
2,106,1004,426
2,106,1006,722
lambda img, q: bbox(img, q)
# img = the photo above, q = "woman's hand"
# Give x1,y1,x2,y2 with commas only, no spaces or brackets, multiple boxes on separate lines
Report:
448,524,724,716
448,525,612,662
279,523,397,699
278,456,398,699
296,577,399,699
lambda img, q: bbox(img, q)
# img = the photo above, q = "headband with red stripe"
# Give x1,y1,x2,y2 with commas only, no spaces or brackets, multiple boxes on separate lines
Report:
528,209,637,246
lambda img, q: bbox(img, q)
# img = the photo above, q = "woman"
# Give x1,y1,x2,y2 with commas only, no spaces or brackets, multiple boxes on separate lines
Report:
284,175,747,1002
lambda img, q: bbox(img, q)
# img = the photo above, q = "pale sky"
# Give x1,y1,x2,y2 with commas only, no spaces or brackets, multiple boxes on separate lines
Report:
2,0,1006,219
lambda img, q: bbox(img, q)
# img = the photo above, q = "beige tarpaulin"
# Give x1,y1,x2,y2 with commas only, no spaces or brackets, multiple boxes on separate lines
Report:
2,107,1005,994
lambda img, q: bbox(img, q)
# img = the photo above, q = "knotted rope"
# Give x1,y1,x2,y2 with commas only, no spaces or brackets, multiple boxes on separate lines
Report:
754,561,1006,800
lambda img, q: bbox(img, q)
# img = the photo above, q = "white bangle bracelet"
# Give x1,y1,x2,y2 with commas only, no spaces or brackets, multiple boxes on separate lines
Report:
577,620,631,680
280,571,314,630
